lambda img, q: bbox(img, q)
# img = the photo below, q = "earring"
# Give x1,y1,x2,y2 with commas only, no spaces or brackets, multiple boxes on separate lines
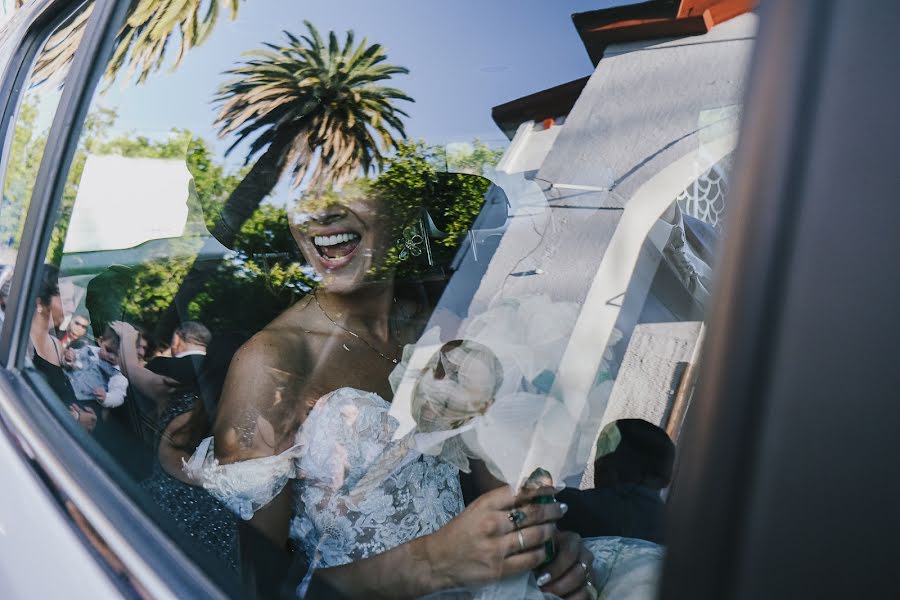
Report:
397,224,424,261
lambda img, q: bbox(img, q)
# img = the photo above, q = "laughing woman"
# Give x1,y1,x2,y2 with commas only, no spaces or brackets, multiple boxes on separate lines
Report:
190,183,599,598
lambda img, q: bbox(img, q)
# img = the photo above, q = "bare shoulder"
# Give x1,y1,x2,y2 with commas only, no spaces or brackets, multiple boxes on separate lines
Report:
215,301,317,460
232,328,299,370
231,301,316,373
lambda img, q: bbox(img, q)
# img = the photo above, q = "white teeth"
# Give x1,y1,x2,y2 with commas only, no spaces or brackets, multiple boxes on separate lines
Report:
314,232,359,247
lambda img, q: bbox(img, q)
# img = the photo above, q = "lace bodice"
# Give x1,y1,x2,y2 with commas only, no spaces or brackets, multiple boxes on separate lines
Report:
187,387,464,570
187,389,664,599
290,388,464,568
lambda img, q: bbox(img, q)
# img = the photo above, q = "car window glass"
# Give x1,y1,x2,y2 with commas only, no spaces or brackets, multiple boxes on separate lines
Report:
19,2,756,597
0,2,92,330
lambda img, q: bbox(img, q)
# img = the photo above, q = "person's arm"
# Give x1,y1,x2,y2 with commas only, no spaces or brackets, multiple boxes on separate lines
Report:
100,372,127,408
69,404,97,432
30,315,61,366
212,332,307,548
110,322,176,404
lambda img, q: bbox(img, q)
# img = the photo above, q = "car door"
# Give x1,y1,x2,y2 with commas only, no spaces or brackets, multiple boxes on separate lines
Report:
0,1,231,598
663,1,900,599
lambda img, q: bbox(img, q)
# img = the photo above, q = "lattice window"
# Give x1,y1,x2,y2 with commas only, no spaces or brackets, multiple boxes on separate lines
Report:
676,154,732,230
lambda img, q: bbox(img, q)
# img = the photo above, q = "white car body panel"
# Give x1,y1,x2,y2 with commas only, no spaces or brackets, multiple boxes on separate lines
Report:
0,392,120,599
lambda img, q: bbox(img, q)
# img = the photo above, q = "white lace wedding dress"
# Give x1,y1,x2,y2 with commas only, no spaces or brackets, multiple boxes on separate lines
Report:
187,387,662,598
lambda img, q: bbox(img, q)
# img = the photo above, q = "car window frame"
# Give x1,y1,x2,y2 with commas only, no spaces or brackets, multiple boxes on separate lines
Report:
0,0,85,363
660,1,836,598
0,0,233,597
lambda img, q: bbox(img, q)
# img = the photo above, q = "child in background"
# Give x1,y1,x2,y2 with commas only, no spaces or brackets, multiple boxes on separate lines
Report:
66,324,128,412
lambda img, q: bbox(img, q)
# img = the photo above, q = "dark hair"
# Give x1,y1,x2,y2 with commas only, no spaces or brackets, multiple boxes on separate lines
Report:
174,321,212,347
131,324,164,358
101,325,121,353
594,419,675,490
37,264,60,307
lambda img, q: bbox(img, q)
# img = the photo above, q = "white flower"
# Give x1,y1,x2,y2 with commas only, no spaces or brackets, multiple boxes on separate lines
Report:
315,512,357,566
357,489,397,524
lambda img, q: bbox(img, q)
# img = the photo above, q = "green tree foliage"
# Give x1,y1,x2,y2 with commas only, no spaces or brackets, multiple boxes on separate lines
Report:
435,139,505,176
365,139,493,280
104,205,310,337
58,109,311,334
191,204,316,333
9,104,500,337
90,137,495,335
0,98,47,263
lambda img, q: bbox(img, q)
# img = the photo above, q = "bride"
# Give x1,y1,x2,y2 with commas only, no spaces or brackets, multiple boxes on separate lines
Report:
192,182,644,598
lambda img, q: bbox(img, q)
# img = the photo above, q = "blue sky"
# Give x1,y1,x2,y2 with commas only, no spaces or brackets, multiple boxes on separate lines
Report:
98,0,618,161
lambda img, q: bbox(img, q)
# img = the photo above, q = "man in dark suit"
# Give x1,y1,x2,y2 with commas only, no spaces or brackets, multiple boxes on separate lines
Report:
145,321,211,394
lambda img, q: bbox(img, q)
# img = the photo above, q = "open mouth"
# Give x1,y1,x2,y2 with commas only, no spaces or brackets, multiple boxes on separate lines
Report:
313,231,361,262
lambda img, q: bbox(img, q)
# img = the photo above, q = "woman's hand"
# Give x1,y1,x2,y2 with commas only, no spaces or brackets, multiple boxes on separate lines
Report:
69,404,97,433
535,530,598,599
422,484,567,590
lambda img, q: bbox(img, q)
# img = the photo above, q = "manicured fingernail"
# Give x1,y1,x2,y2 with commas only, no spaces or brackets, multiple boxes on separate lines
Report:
536,573,551,586
559,502,569,515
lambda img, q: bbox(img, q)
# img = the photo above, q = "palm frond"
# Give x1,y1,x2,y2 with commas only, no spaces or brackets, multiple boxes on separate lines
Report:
215,21,412,188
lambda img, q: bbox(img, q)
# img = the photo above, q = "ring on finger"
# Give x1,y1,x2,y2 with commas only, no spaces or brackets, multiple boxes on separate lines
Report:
507,509,526,529
585,580,599,600
579,561,590,577
516,529,527,552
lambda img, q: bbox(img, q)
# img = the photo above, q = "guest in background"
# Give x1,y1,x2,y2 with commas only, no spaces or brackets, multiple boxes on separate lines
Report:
60,314,91,348
556,419,675,543
145,321,210,395
66,325,128,411
29,264,95,433
112,321,242,570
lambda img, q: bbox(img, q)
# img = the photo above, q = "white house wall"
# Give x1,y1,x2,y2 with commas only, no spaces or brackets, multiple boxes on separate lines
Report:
445,13,759,485
496,119,564,176
540,12,758,200
474,13,757,317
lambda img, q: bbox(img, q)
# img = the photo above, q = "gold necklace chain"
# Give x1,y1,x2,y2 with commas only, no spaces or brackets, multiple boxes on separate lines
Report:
312,293,400,364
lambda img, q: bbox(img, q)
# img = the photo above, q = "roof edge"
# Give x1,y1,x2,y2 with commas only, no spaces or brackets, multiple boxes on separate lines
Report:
574,0,756,65
491,77,590,140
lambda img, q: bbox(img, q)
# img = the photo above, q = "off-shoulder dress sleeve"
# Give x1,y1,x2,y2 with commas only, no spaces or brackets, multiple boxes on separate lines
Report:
183,436,304,520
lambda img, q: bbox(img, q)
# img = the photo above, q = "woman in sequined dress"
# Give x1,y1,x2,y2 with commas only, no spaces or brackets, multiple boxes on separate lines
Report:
114,322,241,571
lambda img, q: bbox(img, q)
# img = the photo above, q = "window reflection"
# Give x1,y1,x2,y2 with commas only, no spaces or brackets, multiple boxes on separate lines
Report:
18,1,757,598
0,2,92,292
